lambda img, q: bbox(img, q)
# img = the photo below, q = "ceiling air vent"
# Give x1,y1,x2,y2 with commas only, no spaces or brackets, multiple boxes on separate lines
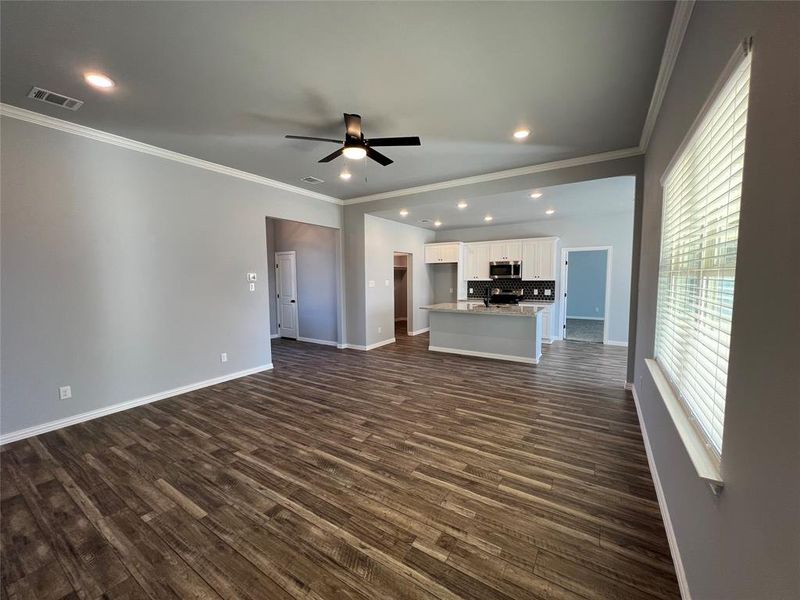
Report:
419,219,433,224
27,87,84,111
299,176,324,184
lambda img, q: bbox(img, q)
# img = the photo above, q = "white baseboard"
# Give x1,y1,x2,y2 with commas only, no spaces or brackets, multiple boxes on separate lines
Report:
270,333,280,339
336,343,347,349
428,345,539,365
631,385,691,600
408,327,430,336
624,381,633,390
605,340,629,347
0,364,273,446
296,336,338,347
566,316,605,321
346,338,396,351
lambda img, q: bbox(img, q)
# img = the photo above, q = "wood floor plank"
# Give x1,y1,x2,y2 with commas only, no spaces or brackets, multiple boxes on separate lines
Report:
1,331,680,599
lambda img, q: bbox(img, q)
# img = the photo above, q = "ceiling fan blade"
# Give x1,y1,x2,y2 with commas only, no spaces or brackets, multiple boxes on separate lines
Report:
366,147,394,166
367,136,421,147
285,135,343,144
344,113,362,138
318,148,344,163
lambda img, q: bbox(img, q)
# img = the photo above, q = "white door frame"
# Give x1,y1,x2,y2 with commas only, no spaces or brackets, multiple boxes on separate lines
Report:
275,250,299,339
560,246,612,344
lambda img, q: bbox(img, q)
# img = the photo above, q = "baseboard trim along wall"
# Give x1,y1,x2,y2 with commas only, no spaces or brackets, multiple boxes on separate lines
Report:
631,385,692,600
408,327,430,336
270,333,280,339
566,315,605,321
0,364,274,445
605,340,629,347
346,338,396,351
296,336,339,347
428,346,540,365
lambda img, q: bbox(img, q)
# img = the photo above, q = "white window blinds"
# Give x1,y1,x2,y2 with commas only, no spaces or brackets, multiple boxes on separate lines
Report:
654,47,752,459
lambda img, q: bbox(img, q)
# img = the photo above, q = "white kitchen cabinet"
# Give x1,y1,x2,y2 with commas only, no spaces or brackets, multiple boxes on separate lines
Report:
522,238,558,280
488,241,522,262
424,242,461,264
464,243,490,280
540,306,553,343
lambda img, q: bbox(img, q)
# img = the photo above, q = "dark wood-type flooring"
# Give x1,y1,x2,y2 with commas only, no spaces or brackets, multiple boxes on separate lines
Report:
1,330,680,600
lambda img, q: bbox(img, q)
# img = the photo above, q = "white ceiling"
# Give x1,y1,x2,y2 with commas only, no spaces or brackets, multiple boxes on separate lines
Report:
1,2,673,199
371,176,635,230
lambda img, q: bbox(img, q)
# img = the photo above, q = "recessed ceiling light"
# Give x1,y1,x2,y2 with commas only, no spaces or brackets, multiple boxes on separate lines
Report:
339,171,352,180
399,209,409,217
513,128,530,140
457,200,468,209
84,72,115,89
545,209,555,215
484,215,493,222
530,191,543,199
343,146,367,160
434,220,442,228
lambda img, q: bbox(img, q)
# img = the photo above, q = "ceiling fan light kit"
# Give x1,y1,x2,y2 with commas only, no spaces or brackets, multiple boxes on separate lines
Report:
286,113,421,167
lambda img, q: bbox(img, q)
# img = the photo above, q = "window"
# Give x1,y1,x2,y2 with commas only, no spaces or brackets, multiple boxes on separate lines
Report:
654,45,752,461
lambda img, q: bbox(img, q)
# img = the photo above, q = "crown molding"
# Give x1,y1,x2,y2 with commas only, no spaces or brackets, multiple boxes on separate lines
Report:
0,103,342,205
342,146,643,205
639,0,695,152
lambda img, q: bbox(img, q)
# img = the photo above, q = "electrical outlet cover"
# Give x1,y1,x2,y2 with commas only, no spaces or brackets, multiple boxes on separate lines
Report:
58,385,72,400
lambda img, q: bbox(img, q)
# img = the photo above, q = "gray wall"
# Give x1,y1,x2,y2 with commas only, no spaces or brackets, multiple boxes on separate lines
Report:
364,215,434,345
0,116,341,436
633,2,800,598
431,264,458,304
437,211,633,344
566,249,608,319
266,218,339,343
345,155,644,378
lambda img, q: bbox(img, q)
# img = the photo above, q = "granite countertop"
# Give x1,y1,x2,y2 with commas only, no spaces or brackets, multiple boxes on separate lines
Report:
421,302,544,317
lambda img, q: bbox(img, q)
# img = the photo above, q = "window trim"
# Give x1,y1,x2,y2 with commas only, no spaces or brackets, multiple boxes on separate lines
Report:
649,38,753,494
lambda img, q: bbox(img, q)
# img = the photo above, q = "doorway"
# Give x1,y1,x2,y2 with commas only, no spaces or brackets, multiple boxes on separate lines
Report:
393,252,412,336
275,251,298,339
561,247,611,343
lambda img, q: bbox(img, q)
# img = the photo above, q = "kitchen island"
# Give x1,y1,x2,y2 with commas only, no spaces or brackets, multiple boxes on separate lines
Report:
421,302,544,364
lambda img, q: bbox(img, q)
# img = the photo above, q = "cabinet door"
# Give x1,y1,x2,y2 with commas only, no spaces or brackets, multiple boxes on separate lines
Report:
424,245,440,264
506,241,523,262
488,243,507,262
521,241,540,280
540,307,551,340
538,241,555,279
465,244,489,279
439,244,460,263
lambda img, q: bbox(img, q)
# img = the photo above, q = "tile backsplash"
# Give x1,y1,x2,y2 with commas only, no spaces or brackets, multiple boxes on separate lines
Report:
466,280,556,302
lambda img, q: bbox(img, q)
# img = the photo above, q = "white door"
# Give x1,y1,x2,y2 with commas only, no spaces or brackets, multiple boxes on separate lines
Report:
275,251,298,339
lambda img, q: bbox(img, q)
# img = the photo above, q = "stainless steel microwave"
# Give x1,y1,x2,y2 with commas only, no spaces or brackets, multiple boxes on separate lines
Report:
489,261,522,279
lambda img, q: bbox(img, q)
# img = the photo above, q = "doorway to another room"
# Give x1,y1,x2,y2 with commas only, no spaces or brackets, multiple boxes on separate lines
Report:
393,252,412,337
561,247,611,343
266,217,342,346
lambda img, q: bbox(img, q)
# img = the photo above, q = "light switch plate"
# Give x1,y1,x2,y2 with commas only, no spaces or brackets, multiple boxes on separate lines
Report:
545,289,552,296
246,272,257,282
385,279,390,287
220,353,228,363
58,385,71,400
368,280,375,288
533,289,539,295
249,283,255,292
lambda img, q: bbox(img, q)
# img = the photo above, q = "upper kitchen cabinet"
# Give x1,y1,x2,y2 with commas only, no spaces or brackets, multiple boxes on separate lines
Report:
488,241,522,262
522,238,559,280
464,243,491,280
424,242,462,264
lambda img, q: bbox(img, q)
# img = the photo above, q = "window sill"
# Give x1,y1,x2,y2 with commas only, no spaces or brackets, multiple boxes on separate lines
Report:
645,358,724,495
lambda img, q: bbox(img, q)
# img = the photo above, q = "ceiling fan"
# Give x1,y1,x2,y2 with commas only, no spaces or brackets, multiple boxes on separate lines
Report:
285,113,420,166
